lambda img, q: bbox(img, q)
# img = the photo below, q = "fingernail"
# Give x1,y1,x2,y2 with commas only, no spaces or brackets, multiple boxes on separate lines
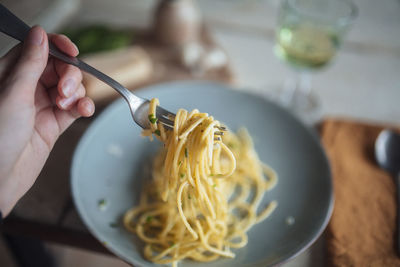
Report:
27,27,44,46
72,42,79,54
62,79,75,97
85,101,94,115
59,95,76,109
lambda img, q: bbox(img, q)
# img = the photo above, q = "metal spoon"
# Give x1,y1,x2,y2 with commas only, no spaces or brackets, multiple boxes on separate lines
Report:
375,129,400,255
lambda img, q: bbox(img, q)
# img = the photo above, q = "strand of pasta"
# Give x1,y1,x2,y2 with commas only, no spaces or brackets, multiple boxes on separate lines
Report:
123,99,278,266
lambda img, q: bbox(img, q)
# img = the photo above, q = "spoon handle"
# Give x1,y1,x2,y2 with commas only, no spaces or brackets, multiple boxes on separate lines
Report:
397,172,400,256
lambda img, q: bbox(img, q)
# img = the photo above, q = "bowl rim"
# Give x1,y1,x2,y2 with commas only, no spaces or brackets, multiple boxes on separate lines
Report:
71,80,334,267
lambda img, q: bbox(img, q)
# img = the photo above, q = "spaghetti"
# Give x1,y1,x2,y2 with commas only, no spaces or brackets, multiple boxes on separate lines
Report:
123,99,278,266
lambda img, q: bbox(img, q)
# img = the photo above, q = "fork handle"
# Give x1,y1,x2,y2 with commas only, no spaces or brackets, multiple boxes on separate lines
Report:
0,3,140,104
0,4,73,65
0,4,30,42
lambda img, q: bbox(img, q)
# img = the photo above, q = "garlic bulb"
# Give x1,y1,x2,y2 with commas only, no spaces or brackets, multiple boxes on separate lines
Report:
154,0,202,46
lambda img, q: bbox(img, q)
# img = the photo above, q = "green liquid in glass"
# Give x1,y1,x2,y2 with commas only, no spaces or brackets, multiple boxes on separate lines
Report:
275,24,340,69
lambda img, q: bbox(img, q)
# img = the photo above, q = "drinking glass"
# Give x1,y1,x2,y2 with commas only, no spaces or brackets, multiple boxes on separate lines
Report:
274,0,357,124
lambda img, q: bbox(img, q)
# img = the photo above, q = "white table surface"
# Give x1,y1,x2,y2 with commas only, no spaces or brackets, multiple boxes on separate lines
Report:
2,0,398,125
65,0,400,126
1,0,399,266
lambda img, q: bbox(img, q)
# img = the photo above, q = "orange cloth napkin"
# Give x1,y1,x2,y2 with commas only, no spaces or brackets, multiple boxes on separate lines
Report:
320,119,400,266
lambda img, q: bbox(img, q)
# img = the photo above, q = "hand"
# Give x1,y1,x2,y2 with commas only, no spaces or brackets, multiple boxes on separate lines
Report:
0,26,95,216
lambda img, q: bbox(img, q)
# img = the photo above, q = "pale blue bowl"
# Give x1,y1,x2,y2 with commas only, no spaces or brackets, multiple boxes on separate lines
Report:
71,81,333,267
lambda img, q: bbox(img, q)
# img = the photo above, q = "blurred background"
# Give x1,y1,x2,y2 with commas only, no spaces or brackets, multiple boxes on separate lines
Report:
0,0,399,266
1,0,399,123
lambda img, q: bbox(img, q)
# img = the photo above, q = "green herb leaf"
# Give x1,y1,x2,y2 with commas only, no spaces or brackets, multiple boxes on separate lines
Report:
180,173,185,178
154,129,161,136
148,114,158,124
98,199,107,210
62,25,134,56
109,222,118,228
213,184,217,188
146,216,153,223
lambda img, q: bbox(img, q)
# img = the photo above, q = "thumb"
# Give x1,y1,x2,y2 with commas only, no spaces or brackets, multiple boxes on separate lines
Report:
6,26,48,100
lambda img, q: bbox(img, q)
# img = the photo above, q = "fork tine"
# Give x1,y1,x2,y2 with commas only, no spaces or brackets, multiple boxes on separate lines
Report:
156,107,176,119
158,119,174,129
215,126,227,131
155,107,175,129
154,107,225,135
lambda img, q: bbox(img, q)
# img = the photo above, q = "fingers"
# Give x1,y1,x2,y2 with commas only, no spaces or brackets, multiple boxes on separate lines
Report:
39,31,84,107
41,34,80,91
39,57,58,88
55,83,95,115
48,34,79,57
56,83,85,110
48,33,81,98
6,26,48,100
76,97,95,117
52,82,95,134
53,96,95,134
55,62,82,98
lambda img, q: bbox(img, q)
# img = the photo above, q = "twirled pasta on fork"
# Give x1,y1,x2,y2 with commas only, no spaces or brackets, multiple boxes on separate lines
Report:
124,99,278,266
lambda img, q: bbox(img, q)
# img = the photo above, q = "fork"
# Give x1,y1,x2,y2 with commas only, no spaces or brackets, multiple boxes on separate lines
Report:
0,3,175,130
